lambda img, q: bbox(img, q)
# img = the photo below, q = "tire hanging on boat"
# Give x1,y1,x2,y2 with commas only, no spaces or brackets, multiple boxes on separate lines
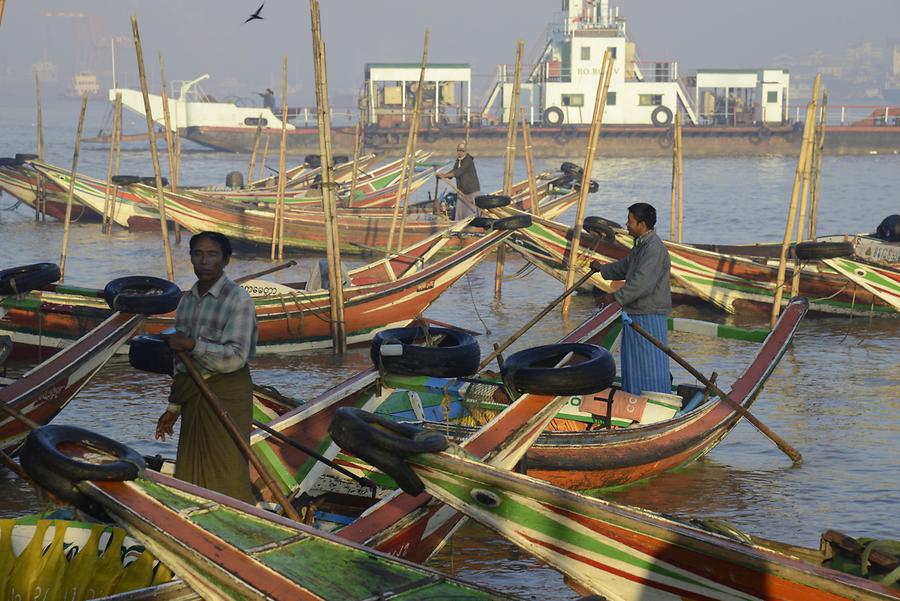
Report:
651,106,673,127
543,106,565,126
501,343,616,396
370,326,481,377
0,263,61,295
794,241,854,260
103,276,182,315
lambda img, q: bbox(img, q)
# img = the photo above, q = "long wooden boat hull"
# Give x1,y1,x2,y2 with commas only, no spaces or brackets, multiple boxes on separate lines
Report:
503,211,896,316
0,311,145,455
0,164,98,222
406,445,900,601
823,256,900,310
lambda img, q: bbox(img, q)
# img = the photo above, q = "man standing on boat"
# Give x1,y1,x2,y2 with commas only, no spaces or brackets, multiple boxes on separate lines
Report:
437,142,480,219
155,231,258,504
259,88,275,112
592,203,671,395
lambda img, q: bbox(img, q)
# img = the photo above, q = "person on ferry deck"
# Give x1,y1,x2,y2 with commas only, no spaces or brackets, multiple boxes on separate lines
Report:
591,203,671,396
259,88,276,111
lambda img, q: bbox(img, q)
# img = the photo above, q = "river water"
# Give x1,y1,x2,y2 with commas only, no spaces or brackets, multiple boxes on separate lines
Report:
1,99,898,600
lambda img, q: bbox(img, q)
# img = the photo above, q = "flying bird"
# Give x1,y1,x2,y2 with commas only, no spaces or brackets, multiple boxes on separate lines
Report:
244,3,265,23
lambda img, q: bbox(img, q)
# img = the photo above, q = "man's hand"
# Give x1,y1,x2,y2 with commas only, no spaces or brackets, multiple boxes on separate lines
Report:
590,259,604,273
155,410,179,441
164,331,195,352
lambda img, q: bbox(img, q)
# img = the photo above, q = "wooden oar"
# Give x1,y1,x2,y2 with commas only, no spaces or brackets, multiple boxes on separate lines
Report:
234,260,297,284
623,315,803,464
175,351,303,521
479,264,599,370
251,419,376,493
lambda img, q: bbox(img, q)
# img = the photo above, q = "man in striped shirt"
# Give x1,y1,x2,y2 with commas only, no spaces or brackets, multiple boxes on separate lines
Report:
155,231,258,503
592,203,671,395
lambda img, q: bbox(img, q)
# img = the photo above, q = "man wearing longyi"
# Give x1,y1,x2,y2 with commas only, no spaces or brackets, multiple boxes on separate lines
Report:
592,203,671,395
155,231,258,503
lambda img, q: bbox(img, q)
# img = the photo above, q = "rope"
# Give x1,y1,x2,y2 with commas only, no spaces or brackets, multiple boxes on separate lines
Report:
463,272,490,335
1,201,23,211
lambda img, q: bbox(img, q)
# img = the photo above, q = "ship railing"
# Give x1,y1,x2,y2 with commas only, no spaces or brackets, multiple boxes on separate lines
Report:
631,61,678,83
787,104,900,127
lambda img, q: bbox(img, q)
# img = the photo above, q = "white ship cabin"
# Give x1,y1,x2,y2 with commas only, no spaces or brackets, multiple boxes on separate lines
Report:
693,69,790,125
364,63,472,128
110,74,292,132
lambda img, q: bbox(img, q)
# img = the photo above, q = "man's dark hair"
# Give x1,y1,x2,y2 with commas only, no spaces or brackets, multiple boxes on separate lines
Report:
628,202,657,229
189,231,233,259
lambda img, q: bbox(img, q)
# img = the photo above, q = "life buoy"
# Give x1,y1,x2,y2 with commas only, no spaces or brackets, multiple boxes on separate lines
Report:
329,407,448,496
501,343,616,396
543,106,565,126
475,194,511,209
0,263,60,295
370,326,480,377
651,106,674,127
103,276,181,315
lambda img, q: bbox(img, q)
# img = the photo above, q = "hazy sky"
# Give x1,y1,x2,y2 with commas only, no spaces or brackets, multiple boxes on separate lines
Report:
2,0,898,105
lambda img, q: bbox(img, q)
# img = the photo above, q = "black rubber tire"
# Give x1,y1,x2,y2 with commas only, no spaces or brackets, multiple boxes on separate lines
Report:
20,425,143,519
543,106,564,126
470,217,495,229
304,154,322,168
748,133,762,145
502,343,616,396
475,194,511,209
658,128,675,148
560,161,583,178
329,407,448,496
758,127,772,141
651,106,674,127
128,334,174,376
140,176,168,187
0,263,61,295
554,127,572,146
0,158,25,167
111,175,141,186
370,326,480,377
103,276,181,315
15,153,38,161
583,216,619,239
333,155,350,165
493,215,532,230
574,180,600,194
421,128,441,143
0,335,12,367
795,241,854,260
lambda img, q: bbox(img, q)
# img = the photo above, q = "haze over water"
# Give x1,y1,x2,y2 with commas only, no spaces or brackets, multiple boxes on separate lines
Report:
1,99,898,599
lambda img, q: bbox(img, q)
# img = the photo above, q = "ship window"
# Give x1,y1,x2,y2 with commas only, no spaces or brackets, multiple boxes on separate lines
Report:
561,94,584,107
244,117,268,126
767,91,778,103
606,92,616,106
639,94,663,106
608,47,617,59
581,47,591,61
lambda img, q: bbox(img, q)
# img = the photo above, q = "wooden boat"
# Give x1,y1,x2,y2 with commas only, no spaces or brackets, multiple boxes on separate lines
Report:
0,206,563,358
312,297,806,493
0,511,174,599
0,309,148,455
17,430,518,601
0,159,98,222
125,173,574,254
501,210,897,316
822,256,900,311
356,427,900,600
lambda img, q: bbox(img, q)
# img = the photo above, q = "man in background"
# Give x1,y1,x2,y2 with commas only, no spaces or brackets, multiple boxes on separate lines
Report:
437,142,480,219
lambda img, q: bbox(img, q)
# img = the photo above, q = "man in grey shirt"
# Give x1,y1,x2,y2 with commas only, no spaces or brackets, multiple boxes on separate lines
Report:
591,203,671,395
437,142,480,219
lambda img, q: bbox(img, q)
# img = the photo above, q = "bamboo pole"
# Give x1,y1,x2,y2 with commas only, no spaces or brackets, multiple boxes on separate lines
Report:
158,53,181,244
669,114,678,240
34,68,46,222
270,56,289,260
676,113,684,242
385,29,428,257
464,110,471,148
111,99,124,227
347,120,362,208
259,134,271,181
247,113,264,183
791,110,818,295
59,94,88,284
494,40,524,300
0,0,5,28
310,0,347,352
520,108,538,216
808,91,828,239
561,50,614,318
173,118,181,190
770,74,820,328
396,102,423,250
131,15,174,281
101,92,122,234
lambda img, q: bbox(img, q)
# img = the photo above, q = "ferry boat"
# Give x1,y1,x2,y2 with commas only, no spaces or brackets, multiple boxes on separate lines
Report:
110,1,900,157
